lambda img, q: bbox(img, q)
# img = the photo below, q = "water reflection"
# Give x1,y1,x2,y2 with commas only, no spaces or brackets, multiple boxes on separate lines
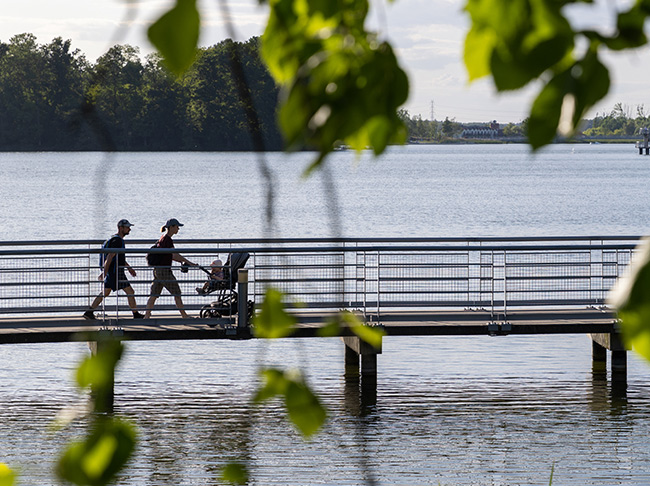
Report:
3,339,650,485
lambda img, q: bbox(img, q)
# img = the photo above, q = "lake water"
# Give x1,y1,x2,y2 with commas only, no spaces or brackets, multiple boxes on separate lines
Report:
2,144,650,485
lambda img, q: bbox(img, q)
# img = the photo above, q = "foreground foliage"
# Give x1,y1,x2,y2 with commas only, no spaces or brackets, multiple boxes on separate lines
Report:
56,340,136,486
464,0,650,149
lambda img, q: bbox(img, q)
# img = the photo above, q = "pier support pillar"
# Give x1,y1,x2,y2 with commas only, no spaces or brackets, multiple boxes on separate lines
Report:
342,336,382,377
592,339,607,361
590,332,628,384
88,340,115,413
344,344,360,378
342,336,380,414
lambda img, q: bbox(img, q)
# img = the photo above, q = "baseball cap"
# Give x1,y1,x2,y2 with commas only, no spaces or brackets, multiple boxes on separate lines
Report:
164,218,184,228
117,219,133,227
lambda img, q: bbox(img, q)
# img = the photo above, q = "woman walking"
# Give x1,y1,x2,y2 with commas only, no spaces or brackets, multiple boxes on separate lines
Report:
144,218,197,318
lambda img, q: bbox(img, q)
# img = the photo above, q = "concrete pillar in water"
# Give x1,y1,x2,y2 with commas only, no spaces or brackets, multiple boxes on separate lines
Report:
344,343,360,378
592,339,607,375
88,339,115,414
342,335,382,376
342,335,380,413
590,332,628,384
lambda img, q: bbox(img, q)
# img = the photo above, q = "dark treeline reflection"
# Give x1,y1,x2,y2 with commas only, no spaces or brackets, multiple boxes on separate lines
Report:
0,34,282,151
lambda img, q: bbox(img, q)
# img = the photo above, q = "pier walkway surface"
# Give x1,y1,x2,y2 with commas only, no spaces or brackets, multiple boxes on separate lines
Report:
0,236,639,378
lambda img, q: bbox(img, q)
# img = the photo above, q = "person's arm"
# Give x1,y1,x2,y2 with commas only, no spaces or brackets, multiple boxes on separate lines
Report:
100,253,115,279
125,259,137,276
172,253,197,266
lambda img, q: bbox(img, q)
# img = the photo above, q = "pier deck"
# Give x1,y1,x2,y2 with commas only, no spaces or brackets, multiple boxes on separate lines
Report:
0,307,618,344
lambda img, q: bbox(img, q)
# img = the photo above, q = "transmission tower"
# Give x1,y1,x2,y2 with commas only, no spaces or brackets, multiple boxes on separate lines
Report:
430,100,435,121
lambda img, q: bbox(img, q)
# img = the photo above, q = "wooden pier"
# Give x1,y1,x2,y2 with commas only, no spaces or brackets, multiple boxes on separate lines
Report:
0,236,639,391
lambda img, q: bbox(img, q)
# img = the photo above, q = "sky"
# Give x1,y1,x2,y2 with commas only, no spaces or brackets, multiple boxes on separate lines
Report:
2,0,650,123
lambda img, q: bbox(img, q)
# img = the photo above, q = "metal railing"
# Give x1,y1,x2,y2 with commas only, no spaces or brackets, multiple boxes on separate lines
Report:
0,236,641,321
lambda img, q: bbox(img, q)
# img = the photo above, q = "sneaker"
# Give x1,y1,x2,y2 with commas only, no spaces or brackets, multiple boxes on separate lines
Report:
83,310,96,321
132,312,145,319
196,287,206,295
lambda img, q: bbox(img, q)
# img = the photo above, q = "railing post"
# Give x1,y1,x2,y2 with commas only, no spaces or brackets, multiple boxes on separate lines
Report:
237,269,249,328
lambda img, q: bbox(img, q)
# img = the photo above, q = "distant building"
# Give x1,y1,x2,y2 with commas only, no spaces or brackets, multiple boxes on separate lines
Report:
461,121,501,139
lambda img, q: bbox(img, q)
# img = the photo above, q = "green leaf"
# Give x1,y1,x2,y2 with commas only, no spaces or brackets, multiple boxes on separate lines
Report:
76,341,123,390
254,367,327,438
464,26,495,81
317,318,341,337
285,379,327,438
340,311,385,349
527,71,569,149
465,0,573,91
221,462,249,485
0,464,15,486
252,287,297,338
609,238,650,361
571,49,610,128
261,0,408,169
254,368,289,402
148,0,200,76
57,418,137,486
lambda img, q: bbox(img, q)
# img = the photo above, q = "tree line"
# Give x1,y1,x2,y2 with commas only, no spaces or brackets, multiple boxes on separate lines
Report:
0,34,282,151
2,32,646,151
400,102,650,143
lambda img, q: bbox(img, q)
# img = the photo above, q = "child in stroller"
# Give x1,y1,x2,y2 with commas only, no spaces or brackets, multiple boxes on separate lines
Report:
197,252,250,319
196,258,225,295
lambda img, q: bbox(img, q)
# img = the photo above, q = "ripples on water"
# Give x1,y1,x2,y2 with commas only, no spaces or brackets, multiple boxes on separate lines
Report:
3,145,650,484
3,336,650,485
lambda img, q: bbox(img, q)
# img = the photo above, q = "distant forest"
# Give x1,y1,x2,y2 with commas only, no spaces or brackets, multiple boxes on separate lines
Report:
2,33,646,151
0,34,282,151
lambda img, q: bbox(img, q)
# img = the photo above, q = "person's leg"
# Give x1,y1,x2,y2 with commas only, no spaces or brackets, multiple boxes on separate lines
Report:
174,295,190,318
122,285,144,318
122,285,137,310
89,288,111,309
84,287,112,320
144,271,164,319
165,273,190,318
144,295,157,318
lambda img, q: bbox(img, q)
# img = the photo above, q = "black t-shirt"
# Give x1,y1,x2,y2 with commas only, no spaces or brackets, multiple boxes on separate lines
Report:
107,235,126,271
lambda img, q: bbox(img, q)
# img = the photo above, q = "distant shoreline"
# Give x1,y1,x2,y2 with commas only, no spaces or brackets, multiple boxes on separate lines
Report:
408,138,638,145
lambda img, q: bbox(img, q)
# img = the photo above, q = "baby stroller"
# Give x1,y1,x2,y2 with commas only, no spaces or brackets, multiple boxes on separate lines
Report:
197,252,250,319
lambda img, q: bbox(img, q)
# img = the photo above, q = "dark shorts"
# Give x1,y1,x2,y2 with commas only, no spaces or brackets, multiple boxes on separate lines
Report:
104,269,131,291
150,267,182,297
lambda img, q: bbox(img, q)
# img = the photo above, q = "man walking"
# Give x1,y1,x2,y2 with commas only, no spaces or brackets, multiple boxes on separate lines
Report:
84,219,144,320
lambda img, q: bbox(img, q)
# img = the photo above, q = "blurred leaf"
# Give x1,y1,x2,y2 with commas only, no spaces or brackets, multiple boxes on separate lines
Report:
465,0,573,90
340,311,385,349
317,318,340,337
148,0,200,76
221,462,249,485
76,341,123,390
262,0,408,169
527,71,568,149
57,418,136,486
570,49,610,128
0,464,15,486
285,379,327,438
609,238,650,361
254,368,288,402
253,287,297,338
464,26,494,81
528,47,610,149
254,367,327,438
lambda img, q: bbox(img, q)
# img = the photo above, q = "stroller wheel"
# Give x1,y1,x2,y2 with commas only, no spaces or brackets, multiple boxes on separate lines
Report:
200,304,221,319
